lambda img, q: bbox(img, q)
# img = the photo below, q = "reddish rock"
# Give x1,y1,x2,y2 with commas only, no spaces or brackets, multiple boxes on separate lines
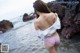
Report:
61,3,80,38
23,13,35,22
0,20,13,33
47,2,65,20
47,1,80,39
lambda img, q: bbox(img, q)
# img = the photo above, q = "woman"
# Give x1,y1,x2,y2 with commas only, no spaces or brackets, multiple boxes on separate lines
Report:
33,0,61,53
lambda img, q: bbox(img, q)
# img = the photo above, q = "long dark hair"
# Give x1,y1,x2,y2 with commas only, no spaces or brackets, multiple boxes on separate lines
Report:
33,0,51,18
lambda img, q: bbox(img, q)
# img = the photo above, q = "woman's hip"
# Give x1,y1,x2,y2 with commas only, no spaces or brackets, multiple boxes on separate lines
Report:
44,32,60,46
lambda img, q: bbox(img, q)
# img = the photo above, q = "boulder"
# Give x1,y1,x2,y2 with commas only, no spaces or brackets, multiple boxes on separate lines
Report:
47,2,66,20
73,13,80,33
62,3,80,38
0,20,13,33
47,1,80,39
23,13,35,22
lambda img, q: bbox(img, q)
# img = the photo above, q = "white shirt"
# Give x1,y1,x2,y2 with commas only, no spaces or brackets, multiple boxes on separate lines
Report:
35,16,61,39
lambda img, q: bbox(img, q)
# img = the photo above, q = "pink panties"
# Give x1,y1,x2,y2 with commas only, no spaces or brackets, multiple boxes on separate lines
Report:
44,34,60,46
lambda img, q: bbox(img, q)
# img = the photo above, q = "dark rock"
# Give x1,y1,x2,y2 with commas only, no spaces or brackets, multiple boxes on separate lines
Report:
74,13,80,25
47,2,66,20
61,27,72,39
62,8,74,27
0,20,13,33
73,13,80,32
48,1,80,39
23,13,35,22
75,1,80,14
61,4,80,38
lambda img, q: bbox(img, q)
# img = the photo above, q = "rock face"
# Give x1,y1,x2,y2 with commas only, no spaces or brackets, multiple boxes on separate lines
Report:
0,20,13,33
23,13,35,22
47,1,80,38
47,2,65,20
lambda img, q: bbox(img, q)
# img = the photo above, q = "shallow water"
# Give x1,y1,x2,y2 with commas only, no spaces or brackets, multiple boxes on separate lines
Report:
58,36,80,53
0,17,80,53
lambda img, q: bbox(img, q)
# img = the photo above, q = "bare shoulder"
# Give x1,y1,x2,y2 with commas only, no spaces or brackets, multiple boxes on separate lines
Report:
49,12,57,21
34,19,40,30
49,12,58,23
50,12,58,18
34,19,39,24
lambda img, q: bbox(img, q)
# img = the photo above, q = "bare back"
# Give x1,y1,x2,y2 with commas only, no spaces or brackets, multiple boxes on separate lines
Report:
37,12,57,31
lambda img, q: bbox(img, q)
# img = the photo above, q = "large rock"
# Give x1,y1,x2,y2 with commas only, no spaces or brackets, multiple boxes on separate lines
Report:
47,1,80,39
0,20,13,33
62,3,80,38
47,2,66,20
23,13,35,22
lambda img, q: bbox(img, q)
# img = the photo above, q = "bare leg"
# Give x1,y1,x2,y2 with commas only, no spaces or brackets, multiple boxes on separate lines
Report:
45,44,59,53
48,46,57,53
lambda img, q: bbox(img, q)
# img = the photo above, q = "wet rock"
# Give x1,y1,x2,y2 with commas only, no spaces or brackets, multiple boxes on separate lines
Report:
23,13,35,22
73,13,80,33
59,9,72,37
48,1,80,39
47,2,66,20
0,20,13,33
62,8,75,27
62,3,80,38
75,1,80,14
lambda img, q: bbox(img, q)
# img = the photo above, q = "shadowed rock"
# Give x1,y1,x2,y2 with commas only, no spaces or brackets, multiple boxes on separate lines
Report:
47,1,80,39
0,20,13,33
47,2,66,20
23,13,35,22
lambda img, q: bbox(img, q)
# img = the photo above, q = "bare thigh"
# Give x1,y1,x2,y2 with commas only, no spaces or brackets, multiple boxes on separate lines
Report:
45,44,59,53
45,43,59,50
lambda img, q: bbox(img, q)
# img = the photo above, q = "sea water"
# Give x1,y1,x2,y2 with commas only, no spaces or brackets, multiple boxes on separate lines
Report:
0,16,49,53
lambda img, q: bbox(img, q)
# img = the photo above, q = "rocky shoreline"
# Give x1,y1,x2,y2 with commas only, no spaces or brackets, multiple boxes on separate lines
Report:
0,1,80,39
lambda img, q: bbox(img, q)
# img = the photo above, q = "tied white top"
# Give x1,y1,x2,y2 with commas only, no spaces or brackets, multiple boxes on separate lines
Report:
34,16,61,39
